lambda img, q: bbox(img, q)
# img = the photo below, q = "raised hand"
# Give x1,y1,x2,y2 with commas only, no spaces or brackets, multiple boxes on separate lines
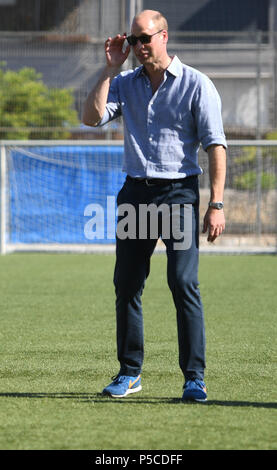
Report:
105,34,131,68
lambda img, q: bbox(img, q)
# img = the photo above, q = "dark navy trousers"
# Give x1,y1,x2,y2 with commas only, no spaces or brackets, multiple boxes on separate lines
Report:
113,175,206,381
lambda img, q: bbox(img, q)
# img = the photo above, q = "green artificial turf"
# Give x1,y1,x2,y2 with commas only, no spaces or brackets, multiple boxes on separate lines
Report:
0,253,276,449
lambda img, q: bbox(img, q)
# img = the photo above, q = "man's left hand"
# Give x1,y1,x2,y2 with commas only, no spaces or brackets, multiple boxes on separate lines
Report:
202,208,225,242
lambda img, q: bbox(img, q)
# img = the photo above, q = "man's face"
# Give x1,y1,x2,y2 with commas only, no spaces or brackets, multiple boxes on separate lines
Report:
130,18,166,66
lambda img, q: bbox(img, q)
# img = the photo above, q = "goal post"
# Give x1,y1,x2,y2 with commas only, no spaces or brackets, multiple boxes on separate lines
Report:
1,142,7,255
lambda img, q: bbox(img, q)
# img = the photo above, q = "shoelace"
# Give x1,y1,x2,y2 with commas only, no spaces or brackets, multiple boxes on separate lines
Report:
111,374,127,384
184,379,205,389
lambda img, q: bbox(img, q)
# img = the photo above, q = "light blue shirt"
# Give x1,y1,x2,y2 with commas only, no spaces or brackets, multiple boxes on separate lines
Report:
98,55,227,179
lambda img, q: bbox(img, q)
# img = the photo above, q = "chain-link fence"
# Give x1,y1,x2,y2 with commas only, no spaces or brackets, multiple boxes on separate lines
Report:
0,0,277,140
0,28,275,140
0,0,276,252
199,141,277,242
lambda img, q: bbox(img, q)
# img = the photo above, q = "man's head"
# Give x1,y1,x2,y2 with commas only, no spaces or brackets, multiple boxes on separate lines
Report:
129,10,169,67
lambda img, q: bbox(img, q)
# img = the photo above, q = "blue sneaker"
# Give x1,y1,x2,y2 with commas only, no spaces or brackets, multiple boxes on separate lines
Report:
102,374,142,398
182,379,207,402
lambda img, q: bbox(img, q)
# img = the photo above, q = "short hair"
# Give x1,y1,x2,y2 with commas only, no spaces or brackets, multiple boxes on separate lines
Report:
152,12,168,31
134,10,168,31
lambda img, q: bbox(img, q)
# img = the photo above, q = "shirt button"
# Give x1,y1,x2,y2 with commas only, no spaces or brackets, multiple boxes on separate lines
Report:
149,136,152,141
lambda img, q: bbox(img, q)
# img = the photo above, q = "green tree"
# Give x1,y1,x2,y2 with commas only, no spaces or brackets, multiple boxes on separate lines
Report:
233,138,277,190
233,170,276,190
265,130,277,140
0,63,79,139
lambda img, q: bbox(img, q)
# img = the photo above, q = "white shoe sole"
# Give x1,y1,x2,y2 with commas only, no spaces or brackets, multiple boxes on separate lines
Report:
110,385,142,398
182,396,207,402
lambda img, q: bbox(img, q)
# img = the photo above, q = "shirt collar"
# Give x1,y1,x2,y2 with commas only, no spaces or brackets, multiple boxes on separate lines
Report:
166,55,182,77
133,65,145,78
134,55,182,79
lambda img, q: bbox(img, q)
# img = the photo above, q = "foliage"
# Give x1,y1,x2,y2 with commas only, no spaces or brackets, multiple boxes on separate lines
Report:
233,170,276,190
265,130,277,140
233,136,277,190
233,146,256,165
0,63,79,139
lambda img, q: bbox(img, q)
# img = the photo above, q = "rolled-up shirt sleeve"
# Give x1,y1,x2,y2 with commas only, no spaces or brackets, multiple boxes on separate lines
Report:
97,75,122,126
192,75,227,151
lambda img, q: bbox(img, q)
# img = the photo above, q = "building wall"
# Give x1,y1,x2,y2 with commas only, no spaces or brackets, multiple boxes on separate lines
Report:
142,0,270,32
0,0,80,31
0,0,272,33
214,77,271,130
0,0,276,134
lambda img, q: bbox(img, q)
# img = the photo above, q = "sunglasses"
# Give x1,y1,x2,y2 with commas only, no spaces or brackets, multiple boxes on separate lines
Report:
126,29,164,46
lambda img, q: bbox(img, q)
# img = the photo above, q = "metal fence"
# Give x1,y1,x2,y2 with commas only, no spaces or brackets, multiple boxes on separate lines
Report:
0,1,276,252
0,29,277,140
199,141,277,243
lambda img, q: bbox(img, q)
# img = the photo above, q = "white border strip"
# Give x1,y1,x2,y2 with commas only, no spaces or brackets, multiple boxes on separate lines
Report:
2,139,277,147
3,243,276,255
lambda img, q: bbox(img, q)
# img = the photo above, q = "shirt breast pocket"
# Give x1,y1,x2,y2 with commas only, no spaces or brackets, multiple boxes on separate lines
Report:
157,129,185,164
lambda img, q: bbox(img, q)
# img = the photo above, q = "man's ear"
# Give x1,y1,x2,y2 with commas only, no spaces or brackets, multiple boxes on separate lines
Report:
162,30,168,44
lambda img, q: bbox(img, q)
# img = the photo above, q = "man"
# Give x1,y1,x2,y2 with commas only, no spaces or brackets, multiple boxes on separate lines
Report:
83,10,226,402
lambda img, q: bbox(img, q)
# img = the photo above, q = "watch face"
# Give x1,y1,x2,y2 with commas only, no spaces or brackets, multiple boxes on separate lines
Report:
209,202,223,209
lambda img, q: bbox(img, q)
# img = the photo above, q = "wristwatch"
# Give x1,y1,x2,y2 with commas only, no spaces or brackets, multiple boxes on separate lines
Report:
208,201,224,210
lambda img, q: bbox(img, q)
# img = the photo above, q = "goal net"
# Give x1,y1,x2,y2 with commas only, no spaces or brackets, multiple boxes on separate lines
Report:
0,141,125,253
0,140,276,254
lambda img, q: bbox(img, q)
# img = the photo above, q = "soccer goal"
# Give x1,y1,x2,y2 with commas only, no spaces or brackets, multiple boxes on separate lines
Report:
0,139,276,254
0,140,126,254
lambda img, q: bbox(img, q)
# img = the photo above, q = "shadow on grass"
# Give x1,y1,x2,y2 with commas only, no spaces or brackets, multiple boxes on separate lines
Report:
0,392,276,409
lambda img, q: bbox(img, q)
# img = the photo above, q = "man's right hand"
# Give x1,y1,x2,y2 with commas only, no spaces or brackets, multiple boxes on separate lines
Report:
82,34,130,126
105,34,131,68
